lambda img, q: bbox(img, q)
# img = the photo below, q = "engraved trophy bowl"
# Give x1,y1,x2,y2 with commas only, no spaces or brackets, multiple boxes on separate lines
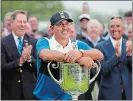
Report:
47,60,101,100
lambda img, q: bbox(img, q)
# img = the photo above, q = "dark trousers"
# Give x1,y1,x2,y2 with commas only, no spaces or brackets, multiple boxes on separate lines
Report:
20,92,25,100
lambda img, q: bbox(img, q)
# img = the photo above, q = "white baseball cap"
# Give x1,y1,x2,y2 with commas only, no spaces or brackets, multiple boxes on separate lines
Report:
79,14,91,21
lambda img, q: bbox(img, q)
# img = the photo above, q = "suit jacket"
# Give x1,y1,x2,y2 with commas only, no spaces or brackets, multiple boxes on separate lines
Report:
1,33,37,100
96,38,132,100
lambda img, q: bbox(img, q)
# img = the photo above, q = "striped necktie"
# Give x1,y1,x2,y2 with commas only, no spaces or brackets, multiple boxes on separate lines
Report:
18,37,23,54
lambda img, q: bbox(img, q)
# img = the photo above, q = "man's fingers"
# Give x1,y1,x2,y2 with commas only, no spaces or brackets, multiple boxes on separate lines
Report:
64,52,73,62
63,53,69,61
71,56,77,63
25,43,28,47
29,45,32,50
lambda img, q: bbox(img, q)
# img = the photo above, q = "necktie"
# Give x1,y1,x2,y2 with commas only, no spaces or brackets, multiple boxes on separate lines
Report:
18,37,23,54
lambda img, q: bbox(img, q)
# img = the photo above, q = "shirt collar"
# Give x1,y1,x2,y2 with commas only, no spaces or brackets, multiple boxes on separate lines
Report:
49,35,76,53
12,32,24,41
110,36,122,48
86,35,101,46
51,35,72,48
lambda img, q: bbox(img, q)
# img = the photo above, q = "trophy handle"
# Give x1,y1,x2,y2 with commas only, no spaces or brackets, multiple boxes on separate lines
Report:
89,60,101,84
47,62,62,84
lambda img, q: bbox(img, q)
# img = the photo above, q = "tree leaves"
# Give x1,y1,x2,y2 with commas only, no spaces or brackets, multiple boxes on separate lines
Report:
2,1,64,21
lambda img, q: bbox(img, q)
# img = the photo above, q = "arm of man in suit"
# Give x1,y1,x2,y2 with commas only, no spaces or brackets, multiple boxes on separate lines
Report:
1,43,21,71
126,40,132,70
29,41,37,77
27,38,37,68
28,39,37,67
127,56,132,71
95,43,121,76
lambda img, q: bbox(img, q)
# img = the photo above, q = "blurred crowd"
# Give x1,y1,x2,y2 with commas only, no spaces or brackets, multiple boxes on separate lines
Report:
1,11,132,40
1,10,132,41
1,8,132,100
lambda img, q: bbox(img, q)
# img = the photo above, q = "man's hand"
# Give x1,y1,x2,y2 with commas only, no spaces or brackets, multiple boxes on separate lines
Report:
126,40,132,56
19,43,32,65
115,41,120,57
76,57,95,69
63,50,82,63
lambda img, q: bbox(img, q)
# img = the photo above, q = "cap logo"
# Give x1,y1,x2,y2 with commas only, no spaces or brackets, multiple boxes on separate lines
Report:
59,11,65,18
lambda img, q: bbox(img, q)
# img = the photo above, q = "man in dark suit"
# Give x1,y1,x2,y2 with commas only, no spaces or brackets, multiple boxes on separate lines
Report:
1,10,37,100
96,16,132,100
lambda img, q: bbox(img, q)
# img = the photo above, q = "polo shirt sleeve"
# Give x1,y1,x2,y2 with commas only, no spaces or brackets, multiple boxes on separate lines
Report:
36,38,49,56
77,40,93,50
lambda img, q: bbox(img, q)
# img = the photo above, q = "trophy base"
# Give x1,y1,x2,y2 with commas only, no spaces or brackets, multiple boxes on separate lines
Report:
66,90,83,100
72,95,78,100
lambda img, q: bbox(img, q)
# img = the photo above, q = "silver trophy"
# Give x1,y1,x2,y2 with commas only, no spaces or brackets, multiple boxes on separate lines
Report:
47,61,101,100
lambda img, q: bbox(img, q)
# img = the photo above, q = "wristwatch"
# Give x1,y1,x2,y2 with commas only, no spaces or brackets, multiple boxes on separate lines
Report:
79,49,85,57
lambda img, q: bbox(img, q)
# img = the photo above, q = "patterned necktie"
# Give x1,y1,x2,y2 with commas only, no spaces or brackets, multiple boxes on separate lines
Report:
18,37,23,54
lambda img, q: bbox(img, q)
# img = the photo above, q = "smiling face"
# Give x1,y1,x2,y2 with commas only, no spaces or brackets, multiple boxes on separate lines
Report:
109,18,124,40
12,13,27,37
53,20,70,40
87,19,101,38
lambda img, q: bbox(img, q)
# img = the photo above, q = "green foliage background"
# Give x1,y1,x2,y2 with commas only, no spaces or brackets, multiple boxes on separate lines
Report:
1,1,130,32
2,1,64,21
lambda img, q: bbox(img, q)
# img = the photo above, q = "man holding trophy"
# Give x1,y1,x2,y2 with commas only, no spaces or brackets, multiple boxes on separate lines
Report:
33,11,103,100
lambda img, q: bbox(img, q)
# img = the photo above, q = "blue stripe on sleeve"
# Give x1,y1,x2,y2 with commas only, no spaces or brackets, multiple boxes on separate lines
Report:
36,38,49,56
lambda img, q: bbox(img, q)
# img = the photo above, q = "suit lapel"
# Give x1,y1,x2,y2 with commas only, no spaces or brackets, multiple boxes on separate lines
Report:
105,38,116,57
9,34,21,57
22,34,29,48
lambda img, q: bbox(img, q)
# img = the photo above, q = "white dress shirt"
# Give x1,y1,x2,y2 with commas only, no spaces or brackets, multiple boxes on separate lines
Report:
12,32,24,48
110,36,122,55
